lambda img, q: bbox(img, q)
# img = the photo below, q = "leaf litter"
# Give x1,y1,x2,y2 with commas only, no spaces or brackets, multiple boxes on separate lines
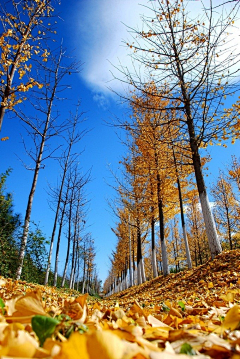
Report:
0,249,239,358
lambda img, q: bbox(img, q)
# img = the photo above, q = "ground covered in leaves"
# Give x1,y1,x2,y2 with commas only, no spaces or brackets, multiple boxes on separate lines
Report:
0,250,240,358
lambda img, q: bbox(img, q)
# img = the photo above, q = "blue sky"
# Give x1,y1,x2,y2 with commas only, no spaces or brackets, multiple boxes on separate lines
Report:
0,0,239,282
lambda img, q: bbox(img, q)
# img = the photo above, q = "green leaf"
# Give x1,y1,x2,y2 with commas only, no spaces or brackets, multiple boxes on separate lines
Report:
162,303,170,312
78,324,88,334
55,313,71,322
0,298,5,314
180,343,196,355
178,301,185,311
31,315,60,346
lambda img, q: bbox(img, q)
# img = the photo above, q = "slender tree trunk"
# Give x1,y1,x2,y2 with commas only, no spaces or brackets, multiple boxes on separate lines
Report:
53,207,65,286
151,214,158,278
16,159,41,279
225,205,233,250
53,181,70,286
157,175,169,276
140,257,146,283
16,86,55,279
136,222,143,285
171,143,192,269
45,141,73,285
69,200,81,288
61,196,73,287
69,236,76,289
198,239,203,265
128,216,133,287
82,255,86,294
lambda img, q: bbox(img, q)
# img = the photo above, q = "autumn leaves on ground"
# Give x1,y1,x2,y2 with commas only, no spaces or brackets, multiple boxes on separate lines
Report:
0,250,239,359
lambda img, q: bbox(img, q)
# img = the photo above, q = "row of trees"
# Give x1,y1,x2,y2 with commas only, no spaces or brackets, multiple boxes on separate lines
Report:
104,0,240,294
0,169,100,293
0,1,101,293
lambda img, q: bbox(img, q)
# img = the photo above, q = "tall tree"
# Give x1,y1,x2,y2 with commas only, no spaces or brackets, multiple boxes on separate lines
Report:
15,48,74,280
211,171,239,250
119,0,240,259
44,106,87,285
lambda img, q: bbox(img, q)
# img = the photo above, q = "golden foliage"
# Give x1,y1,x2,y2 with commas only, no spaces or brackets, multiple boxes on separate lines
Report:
0,250,240,358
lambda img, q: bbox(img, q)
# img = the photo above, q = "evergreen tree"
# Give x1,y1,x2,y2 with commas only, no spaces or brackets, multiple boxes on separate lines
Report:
0,169,20,277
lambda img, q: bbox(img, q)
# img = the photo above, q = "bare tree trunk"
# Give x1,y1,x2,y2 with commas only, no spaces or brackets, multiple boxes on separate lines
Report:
69,234,77,289
69,198,81,289
157,175,169,276
16,157,41,279
45,109,81,285
53,185,69,286
53,208,65,286
151,214,158,278
82,247,86,294
61,195,73,287
45,149,71,285
128,216,133,287
136,222,143,285
171,143,192,269
15,50,63,279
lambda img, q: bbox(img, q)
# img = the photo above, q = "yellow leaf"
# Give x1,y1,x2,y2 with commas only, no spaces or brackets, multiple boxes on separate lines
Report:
55,332,89,359
87,330,124,359
222,305,240,331
220,291,235,303
208,282,214,289
14,290,47,316
2,325,38,357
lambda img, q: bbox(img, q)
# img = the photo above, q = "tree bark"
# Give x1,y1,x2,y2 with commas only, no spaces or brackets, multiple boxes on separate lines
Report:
61,196,73,287
53,194,68,286
171,142,192,269
157,175,169,276
151,214,158,277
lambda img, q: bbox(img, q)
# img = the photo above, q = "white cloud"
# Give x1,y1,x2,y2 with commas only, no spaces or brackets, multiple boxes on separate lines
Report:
75,0,147,94
75,0,240,96
93,92,109,110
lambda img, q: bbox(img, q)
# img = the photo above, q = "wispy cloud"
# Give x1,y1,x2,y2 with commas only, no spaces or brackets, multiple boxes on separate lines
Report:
75,0,240,97
93,93,109,110
75,0,146,95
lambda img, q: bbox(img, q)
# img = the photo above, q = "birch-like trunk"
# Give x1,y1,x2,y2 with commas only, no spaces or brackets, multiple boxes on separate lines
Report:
82,257,86,294
45,141,75,285
151,215,158,277
69,236,76,289
53,178,71,286
61,197,73,287
53,202,67,286
171,142,192,269
140,257,146,283
16,160,40,279
128,218,133,287
177,175,192,269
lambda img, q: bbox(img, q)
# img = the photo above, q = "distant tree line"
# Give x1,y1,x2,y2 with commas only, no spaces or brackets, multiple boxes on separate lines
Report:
0,170,101,294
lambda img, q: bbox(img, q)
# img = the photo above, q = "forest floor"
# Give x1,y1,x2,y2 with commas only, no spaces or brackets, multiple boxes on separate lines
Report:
0,249,240,358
